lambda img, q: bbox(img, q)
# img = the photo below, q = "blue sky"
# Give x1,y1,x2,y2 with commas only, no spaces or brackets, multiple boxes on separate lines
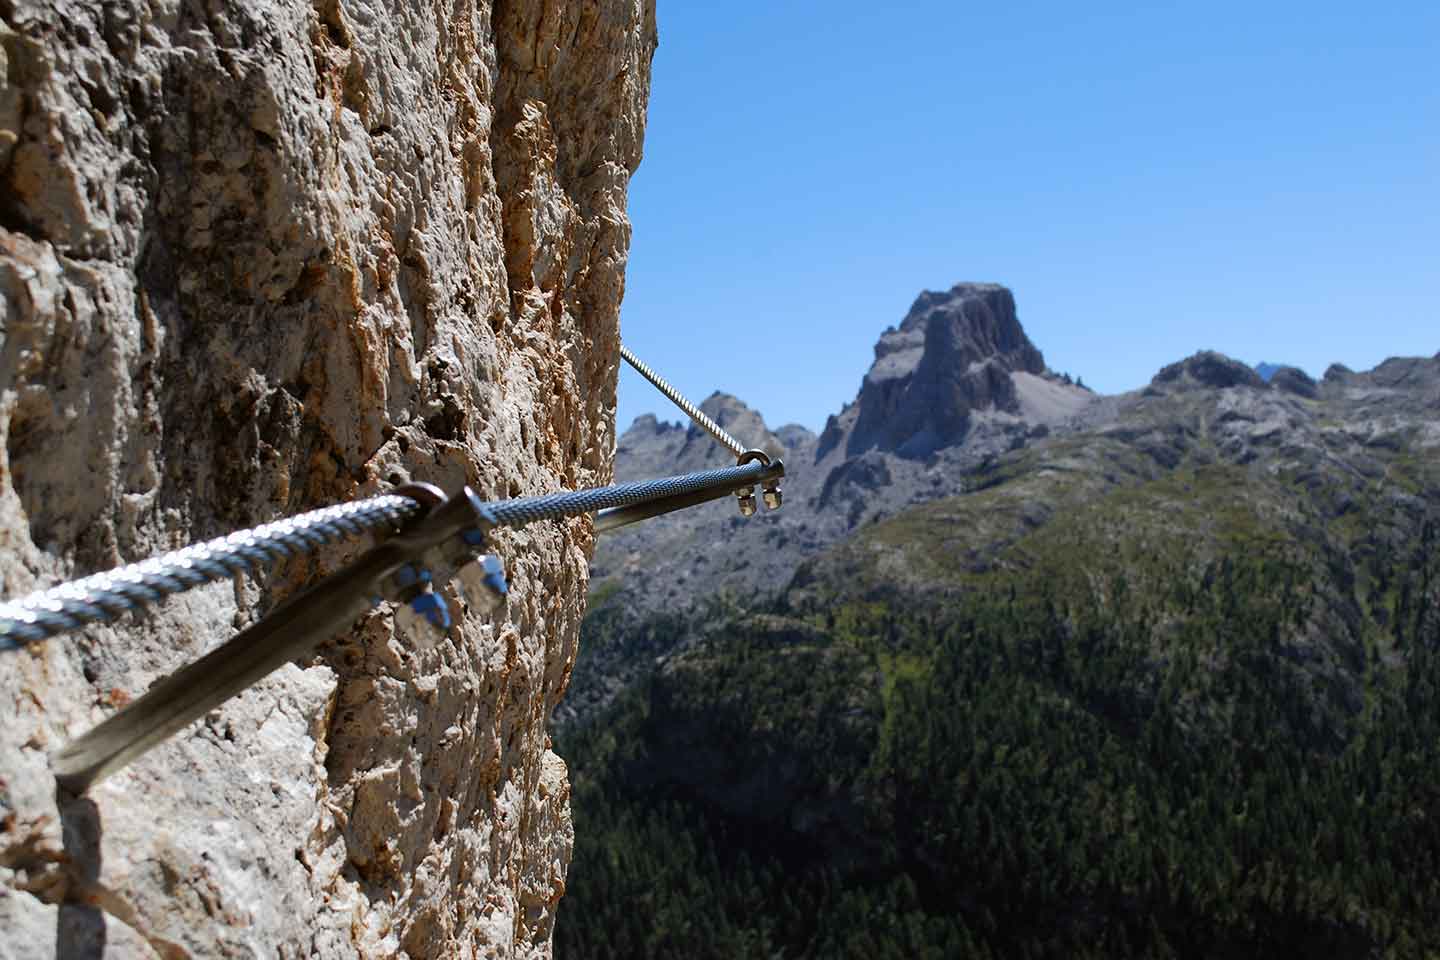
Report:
615,1,1438,434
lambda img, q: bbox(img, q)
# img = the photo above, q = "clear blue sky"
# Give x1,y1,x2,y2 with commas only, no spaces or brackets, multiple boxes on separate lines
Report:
616,1,1439,434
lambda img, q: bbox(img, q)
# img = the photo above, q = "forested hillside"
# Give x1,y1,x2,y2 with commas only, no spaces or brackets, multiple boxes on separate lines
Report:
556,406,1440,957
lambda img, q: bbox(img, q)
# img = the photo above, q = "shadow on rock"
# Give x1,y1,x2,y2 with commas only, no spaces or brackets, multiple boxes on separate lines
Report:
55,789,104,959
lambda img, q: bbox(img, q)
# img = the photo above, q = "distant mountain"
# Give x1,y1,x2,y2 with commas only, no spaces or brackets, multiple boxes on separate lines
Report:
560,302,1440,957
578,285,1091,699
1255,360,1321,389
569,284,1440,728
815,283,1054,460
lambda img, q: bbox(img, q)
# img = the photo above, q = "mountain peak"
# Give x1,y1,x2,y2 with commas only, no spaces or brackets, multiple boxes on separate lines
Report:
818,283,1048,460
1152,351,1267,392
615,390,786,481
1255,361,1285,382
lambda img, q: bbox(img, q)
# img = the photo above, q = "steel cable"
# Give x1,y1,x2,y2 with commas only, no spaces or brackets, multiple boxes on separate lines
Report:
0,462,781,650
488,460,771,526
3,344,776,651
0,496,422,649
621,344,747,459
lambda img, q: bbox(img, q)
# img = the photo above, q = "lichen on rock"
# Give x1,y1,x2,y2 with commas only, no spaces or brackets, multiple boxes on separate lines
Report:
0,1,655,955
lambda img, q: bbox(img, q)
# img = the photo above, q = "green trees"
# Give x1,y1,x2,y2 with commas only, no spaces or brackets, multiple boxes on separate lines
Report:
555,513,1440,958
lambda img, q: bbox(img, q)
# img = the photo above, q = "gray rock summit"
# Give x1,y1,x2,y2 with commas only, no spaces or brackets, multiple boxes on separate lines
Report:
1152,351,1268,391
817,283,1049,460
1269,366,1319,398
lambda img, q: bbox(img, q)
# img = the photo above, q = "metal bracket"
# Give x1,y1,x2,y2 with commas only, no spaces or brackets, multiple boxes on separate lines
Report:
735,449,781,514
51,483,507,793
387,486,509,645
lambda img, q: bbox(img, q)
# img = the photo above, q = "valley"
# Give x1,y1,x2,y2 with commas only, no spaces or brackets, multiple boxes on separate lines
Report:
554,283,1440,958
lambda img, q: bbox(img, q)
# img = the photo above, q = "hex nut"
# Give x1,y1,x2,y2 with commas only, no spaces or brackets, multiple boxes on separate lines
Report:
763,487,782,510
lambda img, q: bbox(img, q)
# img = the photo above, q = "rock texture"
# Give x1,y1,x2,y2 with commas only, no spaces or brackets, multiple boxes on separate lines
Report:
0,1,655,957
1268,365,1318,399
816,283,1048,461
1151,350,1268,392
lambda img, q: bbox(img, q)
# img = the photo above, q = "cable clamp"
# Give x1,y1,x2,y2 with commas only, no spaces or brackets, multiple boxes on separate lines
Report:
385,483,509,645
734,450,783,515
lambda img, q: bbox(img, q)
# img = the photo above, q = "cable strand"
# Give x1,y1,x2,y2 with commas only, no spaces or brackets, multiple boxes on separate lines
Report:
621,344,747,459
0,495,422,649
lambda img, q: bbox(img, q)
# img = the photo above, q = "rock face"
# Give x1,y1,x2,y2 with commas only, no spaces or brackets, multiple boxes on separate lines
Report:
817,283,1047,460
0,2,654,957
1268,365,1319,398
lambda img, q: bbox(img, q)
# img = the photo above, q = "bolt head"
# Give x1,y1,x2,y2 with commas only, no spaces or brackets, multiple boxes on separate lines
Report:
737,493,757,517
456,554,508,613
763,488,782,510
395,590,450,648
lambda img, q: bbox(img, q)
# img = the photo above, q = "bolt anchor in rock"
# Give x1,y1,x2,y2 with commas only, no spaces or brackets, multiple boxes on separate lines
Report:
388,523,509,645
734,448,782,517
391,563,452,647
454,545,508,614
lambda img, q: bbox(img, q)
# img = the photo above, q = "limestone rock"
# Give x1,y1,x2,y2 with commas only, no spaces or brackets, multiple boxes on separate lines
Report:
0,1,655,956
817,283,1048,460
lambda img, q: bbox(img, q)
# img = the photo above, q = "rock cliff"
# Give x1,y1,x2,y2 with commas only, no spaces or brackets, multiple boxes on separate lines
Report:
0,1,654,956
816,283,1049,461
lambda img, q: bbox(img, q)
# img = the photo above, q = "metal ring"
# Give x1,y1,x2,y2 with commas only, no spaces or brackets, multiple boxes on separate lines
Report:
735,449,772,468
390,481,446,513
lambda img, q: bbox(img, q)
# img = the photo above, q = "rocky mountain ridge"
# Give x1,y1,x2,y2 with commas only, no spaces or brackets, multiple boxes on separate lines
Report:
569,282,1088,721
558,344,1440,959
594,284,1088,593
817,282,1052,461
568,282,1439,726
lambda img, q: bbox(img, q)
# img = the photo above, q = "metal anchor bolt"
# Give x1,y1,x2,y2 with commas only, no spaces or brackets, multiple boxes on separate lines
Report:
420,525,508,615
455,552,508,613
390,563,452,646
